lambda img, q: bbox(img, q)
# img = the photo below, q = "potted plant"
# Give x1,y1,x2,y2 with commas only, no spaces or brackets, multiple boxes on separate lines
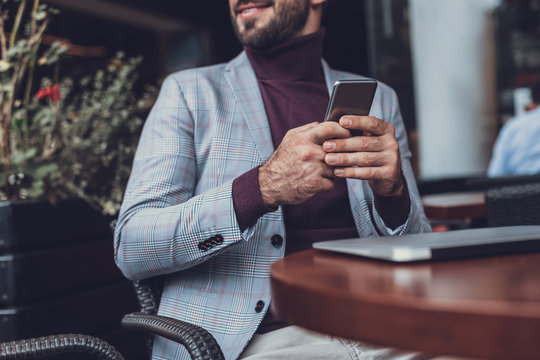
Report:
0,0,156,215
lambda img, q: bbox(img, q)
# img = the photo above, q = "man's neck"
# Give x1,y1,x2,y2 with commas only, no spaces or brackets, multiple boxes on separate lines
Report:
243,28,325,81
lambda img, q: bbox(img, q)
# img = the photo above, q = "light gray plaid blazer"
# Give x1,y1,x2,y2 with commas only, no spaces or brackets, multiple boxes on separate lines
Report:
114,51,431,360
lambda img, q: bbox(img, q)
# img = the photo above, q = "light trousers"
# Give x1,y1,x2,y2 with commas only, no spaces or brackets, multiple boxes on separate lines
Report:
239,326,461,360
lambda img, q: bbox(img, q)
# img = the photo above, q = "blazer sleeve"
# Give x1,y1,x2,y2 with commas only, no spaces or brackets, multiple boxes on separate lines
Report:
113,74,245,280
370,86,432,235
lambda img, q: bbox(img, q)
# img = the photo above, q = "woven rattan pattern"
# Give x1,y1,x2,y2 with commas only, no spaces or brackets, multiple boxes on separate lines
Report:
486,182,540,227
122,313,224,360
133,280,161,315
0,334,125,360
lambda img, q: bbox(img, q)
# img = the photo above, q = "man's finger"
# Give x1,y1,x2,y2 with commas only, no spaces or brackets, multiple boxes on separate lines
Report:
308,121,351,144
333,166,394,180
323,135,386,153
325,151,393,168
291,121,321,135
339,116,393,137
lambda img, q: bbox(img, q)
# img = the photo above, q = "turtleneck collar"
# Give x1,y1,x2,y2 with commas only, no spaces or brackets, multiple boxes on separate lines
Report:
244,28,325,81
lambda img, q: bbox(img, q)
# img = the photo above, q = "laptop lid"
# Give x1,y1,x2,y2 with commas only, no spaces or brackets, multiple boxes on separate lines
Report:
312,226,540,262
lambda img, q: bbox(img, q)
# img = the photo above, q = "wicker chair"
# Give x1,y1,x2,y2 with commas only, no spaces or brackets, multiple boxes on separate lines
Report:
121,278,224,360
0,278,224,360
0,334,126,360
485,182,540,227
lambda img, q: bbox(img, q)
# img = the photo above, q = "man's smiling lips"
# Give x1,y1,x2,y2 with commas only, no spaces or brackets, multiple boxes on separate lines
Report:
235,1,273,19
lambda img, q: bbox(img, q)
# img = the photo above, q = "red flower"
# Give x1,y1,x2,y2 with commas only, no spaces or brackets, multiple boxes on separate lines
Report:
36,87,49,99
50,84,61,101
36,84,61,102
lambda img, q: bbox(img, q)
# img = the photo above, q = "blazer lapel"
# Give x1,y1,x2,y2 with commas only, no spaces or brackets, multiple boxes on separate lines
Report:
222,57,349,162
322,60,339,95
224,52,275,162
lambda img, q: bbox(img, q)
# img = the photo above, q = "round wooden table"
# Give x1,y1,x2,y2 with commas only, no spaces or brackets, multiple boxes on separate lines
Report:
270,249,540,359
422,191,486,220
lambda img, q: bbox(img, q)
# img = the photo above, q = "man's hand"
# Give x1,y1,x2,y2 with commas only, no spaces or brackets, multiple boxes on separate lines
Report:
259,122,351,208
322,116,405,197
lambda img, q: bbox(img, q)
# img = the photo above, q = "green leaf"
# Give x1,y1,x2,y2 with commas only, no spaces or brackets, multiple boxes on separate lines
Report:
31,108,53,127
13,108,27,121
38,41,68,66
35,163,59,179
33,11,47,21
25,179,45,198
10,148,37,166
0,60,11,72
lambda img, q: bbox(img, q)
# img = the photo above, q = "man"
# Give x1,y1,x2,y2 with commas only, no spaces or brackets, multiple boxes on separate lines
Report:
114,0,431,359
488,81,540,177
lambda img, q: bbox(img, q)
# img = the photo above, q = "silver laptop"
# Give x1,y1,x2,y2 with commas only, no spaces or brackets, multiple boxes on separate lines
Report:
313,225,540,262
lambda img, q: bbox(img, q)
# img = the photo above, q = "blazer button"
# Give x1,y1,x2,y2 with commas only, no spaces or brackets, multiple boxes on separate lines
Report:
271,234,283,248
198,242,208,251
215,235,224,244
255,300,265,313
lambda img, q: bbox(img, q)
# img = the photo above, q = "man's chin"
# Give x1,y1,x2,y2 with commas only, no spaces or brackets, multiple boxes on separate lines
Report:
236,24,266,47
239,18,258,32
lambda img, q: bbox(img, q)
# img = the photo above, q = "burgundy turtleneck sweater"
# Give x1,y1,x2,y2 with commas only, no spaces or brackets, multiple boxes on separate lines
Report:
231,29,410,333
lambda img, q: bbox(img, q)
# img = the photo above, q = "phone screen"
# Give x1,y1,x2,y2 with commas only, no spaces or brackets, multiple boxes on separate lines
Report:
325,79,378,136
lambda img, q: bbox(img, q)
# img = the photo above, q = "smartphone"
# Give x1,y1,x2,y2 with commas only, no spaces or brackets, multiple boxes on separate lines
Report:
324,79,378,137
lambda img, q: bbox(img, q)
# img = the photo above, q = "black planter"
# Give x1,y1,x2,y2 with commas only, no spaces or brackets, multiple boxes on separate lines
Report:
0,198,145,359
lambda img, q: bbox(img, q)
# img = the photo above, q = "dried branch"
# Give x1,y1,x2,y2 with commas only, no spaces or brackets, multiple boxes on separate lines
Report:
0,9,7,61
10,0,27,48
41,101,61,159
30,0,39,37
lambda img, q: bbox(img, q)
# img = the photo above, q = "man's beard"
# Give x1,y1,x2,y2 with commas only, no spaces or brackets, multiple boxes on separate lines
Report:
231,0,311,49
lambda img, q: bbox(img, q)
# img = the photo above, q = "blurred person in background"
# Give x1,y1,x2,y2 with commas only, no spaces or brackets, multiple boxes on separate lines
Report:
488,81,540,177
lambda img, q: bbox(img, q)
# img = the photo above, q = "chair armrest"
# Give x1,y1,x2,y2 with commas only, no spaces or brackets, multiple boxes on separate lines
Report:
0,334,125,360
121,312,224,360
466,174,540,191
